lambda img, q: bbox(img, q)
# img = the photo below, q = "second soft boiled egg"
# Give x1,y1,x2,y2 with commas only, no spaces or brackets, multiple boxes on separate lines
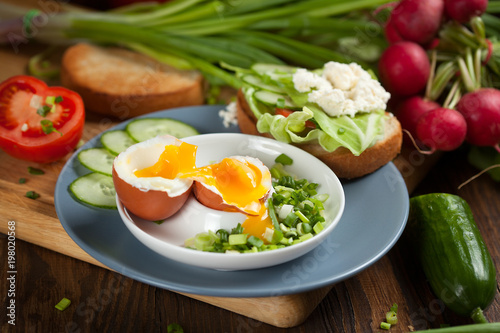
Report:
189,155,273,216
112,135,194,221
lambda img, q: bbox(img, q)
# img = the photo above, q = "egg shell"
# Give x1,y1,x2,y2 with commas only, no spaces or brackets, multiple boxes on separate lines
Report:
112,167,193,221
192,181,242,213
112,135,194,221
192,156,272,215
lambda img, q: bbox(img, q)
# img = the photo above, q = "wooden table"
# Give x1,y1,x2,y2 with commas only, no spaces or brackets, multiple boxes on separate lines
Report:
0,12,499,333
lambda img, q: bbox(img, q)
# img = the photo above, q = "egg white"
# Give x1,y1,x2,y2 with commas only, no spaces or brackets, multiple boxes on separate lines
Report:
113,135,193,197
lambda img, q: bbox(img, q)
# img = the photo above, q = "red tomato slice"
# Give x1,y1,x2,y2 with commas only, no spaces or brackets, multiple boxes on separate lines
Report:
275,108,316,129
0,75,85,163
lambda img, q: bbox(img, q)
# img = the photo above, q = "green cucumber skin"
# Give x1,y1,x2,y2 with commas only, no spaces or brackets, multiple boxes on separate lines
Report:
413,323,500,333
408,193,497,318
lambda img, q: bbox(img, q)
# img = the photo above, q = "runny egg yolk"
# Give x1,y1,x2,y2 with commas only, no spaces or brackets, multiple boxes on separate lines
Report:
241,204,274,241
134,143,274,241
133,142,197,179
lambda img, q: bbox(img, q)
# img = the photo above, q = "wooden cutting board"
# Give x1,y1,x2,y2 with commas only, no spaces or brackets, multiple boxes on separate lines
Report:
0,41,441,328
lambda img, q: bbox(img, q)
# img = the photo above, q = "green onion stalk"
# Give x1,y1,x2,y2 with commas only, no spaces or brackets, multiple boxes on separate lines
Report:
0,0,392,87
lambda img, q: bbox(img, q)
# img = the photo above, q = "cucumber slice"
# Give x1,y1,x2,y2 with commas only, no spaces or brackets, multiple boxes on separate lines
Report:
78,148,115,176
126,118,199,142
69,172,117,209
241,75,286,94
251,63,295,76
253,90,298,109
101,130,136,155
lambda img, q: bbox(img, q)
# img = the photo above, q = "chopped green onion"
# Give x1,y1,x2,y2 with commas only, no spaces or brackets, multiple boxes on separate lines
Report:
247,235,264,248
299,233,313,242
313,221,324,234
18,178,27,184
41,120,63,136
301,222,312,234
386,310,398,325
231,223,244,234
28,167,45,175
216,229,229,242
228,234,248,246
45,96,56,105
25,191,40,199
28,46,61,79
153,220,165,225
380,322,391,330
55,96,64,103
194,233,215,250
55,297,71,311
295,210,310,223
37,105,51,117
275,153,293,165
167,323,184,333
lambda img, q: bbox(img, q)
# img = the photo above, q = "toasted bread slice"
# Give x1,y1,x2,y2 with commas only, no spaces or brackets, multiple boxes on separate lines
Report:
60,43,204,118
236,89,402,179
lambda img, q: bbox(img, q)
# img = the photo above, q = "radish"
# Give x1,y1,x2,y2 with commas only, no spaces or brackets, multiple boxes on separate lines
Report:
444,0,488,23
456,88,500,152
384,16,404,44
388,0,445,45
378,42,431,97
416,107,467,152
396,96,441,137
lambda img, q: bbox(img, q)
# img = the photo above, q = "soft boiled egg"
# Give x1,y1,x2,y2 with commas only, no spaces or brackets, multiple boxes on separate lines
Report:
112,135,194,221
114,135,275,241
190,156,272,215
190,155,274,240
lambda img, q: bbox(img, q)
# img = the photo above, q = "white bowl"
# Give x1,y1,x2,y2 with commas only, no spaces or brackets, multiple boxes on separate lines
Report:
117,133,345,271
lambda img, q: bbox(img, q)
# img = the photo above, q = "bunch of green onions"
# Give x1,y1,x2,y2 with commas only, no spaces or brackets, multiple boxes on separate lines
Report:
0,0,391,88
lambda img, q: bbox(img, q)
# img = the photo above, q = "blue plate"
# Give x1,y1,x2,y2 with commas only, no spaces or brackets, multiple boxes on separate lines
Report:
55,105,409,298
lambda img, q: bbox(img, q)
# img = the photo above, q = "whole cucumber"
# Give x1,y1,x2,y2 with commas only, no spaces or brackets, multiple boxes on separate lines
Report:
408,193,497,320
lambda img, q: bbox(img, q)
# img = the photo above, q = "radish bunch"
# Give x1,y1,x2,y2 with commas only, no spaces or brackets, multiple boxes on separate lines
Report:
378,0,500,154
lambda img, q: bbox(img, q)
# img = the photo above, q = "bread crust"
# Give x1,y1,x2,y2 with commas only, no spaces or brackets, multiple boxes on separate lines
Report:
236,89,402,179
60,43,205,119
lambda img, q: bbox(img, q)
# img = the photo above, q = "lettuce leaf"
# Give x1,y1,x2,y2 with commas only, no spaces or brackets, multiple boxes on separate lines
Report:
239,64,388,156
256,104,386,156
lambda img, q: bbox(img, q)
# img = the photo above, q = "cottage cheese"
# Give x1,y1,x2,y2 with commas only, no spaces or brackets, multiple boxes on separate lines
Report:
219,101,238,128
292,62,390,117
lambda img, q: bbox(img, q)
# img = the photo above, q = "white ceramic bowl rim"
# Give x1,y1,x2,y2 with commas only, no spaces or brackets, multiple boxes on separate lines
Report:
117,133,345,271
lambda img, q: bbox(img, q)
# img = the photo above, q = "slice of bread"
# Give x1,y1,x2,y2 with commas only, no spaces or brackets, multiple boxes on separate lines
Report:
60,43,205,119
236,89,403,179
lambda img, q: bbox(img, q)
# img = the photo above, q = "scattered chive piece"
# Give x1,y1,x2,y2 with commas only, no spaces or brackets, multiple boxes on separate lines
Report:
275,153,293,165
19,178,27,184
45,96,56,105
41,119,63,136
167,323,184,333
55,96,64,103
295,210,310,223
55,297,71,311
247,235,264,248
28,166,45,175
25,191,40,200
380,322,391,330
153,220,165,225
386,310,398,325
37,105,51,117
228,234,248,246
